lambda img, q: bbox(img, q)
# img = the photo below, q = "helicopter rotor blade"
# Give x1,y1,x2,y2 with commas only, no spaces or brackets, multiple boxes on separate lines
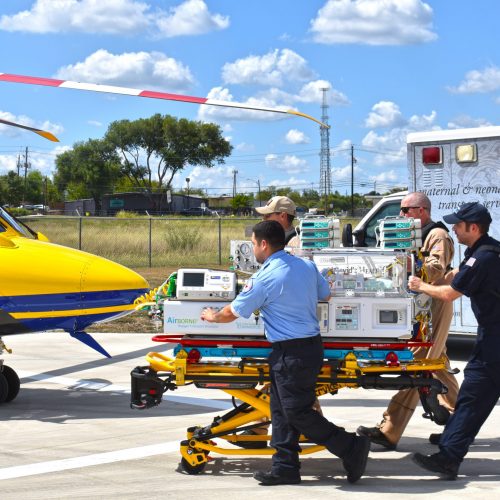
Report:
0,72,329,128
0,117,59,142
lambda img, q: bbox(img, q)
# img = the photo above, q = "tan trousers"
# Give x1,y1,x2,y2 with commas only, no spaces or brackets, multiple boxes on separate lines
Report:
380,298,459,444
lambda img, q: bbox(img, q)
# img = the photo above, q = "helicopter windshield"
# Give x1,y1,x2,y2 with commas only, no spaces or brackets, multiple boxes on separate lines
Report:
0,206,36,238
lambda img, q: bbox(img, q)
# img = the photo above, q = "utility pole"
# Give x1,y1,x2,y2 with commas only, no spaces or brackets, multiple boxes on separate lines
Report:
16,154,21,176
23,146,30,205
232,169,238,198
350,144,357,216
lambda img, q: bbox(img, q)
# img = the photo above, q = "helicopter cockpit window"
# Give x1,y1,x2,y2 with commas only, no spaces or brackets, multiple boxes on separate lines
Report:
0,207,34,238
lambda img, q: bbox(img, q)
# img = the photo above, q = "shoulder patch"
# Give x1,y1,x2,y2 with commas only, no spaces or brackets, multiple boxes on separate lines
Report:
242,280,253,292
465,257,476,267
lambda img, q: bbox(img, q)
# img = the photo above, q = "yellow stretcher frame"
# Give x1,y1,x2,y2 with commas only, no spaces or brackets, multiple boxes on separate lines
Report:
136,350,447,474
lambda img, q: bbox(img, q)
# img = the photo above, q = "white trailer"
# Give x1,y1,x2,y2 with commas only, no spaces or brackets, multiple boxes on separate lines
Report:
408,126,500,336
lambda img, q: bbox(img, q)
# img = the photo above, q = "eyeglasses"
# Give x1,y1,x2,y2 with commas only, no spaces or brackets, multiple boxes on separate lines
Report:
400,206,425,214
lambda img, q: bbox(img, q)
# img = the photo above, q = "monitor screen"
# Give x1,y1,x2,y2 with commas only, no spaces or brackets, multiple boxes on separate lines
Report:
379,310,398,324
182,272,205,287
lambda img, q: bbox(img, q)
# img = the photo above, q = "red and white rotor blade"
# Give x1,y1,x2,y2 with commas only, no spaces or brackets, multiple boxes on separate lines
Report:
0,72,327,127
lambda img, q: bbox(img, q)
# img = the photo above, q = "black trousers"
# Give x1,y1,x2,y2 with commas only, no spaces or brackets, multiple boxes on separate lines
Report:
269,335,355,477
440,357,500,462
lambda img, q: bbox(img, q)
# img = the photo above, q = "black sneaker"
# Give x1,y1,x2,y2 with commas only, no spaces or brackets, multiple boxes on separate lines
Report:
429,433,442,445
412,452,459,480
356,425,396,450
342,435,370,483
253,470,301,486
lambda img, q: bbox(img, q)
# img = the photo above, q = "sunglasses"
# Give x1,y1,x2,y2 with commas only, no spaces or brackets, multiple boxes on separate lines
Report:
400,206,422,214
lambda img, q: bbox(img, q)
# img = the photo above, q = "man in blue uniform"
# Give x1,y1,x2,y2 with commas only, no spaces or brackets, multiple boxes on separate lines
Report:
201,220,370,485
408,202,500,480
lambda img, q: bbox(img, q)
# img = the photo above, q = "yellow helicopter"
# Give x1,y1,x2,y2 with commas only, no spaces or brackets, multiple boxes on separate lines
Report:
0,71,327,405
0,206,149,404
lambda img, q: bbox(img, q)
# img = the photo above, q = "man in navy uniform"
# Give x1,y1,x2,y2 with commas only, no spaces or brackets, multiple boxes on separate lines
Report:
408,202,500,480
201,220,370,485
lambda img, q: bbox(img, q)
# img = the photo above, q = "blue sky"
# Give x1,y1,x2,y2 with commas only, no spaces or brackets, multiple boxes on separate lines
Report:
0,0,499,197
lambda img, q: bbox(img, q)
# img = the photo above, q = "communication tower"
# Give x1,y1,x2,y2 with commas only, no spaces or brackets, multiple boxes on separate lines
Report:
319,88,332,198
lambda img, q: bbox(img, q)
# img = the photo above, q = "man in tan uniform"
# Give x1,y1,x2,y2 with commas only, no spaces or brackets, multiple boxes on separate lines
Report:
357,192,459,449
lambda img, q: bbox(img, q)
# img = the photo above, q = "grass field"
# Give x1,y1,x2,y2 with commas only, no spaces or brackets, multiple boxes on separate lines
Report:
22,215,360,268
21,215,360,334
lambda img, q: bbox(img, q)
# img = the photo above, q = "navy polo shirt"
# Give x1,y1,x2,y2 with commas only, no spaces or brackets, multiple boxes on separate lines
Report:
451,234,500,361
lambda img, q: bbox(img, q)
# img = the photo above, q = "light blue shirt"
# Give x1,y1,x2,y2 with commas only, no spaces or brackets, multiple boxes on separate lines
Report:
231,250,330,342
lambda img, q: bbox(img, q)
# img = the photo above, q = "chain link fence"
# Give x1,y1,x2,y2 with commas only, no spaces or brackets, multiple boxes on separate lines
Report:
21,215,261,268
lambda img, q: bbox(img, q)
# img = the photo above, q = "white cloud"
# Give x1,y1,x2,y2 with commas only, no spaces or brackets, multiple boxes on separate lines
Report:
364,101,405,128
0,0,151,34
0,110,63,140
447,115,493,129
197,87,291,123
448,66,500,94
361,108,440,165
285,129,310,144
175,164,234,191
268,176,312,189
0,0,228,38
234,142,255,152
55,49,195,92
198,83,347,124
155,0,229,38
310,0,437,46
265,153,309,174
0,144,70,176
295,81,350,106
222,49,315,87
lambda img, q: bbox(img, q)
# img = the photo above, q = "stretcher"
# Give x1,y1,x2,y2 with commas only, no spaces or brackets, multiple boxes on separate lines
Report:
130,335,449,474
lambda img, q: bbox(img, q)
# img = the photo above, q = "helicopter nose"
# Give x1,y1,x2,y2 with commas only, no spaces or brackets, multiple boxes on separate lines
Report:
81,256,149,296
80,254,150,310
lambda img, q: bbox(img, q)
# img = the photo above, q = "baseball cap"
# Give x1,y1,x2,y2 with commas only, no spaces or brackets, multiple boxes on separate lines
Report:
255,196,296,216
443,202,492,225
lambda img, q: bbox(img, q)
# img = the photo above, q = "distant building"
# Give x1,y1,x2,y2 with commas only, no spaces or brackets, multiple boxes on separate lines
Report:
64,192,208,216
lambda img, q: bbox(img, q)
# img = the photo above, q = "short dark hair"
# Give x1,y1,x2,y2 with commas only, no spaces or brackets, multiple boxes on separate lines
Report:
465,221,490,234
252,220,285,250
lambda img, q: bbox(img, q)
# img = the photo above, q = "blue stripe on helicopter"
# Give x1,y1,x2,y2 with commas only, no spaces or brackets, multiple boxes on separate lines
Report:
0,288,148,313
14,310,132,334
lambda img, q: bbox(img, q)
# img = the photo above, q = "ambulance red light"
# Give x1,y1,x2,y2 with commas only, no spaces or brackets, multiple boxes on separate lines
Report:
422,146,442,165
187,349,202,364
385,351,400,367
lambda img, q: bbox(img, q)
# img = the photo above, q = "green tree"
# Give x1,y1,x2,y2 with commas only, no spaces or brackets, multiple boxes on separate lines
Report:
4,171,24,207
54,139,121,213
104,114,232,211
230,193,252,213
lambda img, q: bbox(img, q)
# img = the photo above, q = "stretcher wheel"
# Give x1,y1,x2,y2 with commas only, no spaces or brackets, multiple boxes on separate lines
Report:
181,457,207,475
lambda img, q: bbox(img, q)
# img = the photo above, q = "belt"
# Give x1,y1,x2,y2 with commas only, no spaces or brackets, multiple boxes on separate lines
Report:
272,334,321,349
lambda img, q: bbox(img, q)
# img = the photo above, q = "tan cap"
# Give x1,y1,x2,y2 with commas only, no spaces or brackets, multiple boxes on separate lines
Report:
255,196,296,216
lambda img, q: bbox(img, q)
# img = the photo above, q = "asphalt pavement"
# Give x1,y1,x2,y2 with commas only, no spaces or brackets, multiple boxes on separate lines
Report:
1,333,499,500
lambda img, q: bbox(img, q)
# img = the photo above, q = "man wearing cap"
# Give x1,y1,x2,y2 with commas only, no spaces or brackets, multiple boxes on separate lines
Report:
236,195,321,448
201,220,370,485
255,196,299,246
357,192,459,449
408,202,500,480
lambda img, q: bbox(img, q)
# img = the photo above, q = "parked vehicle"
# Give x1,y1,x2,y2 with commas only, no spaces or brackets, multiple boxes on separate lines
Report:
349,125,500,338
180,207,215,216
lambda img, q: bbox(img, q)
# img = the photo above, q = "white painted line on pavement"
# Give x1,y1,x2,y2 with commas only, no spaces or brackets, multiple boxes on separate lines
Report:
0,441,179,481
